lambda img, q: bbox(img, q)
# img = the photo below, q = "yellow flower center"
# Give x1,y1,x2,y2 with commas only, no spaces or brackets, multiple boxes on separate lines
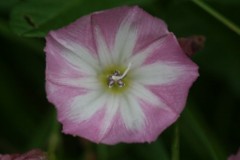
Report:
99,63,132,94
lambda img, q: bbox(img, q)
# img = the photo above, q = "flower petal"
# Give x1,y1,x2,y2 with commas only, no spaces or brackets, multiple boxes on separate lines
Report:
132,61,187,85
111,12,138,64
93,26,113,66
129,34,169,69
67,90,106,122
228,148,240,160
99,94,120,139
91,6,169,63
47,75,101,90
120,94,146,131
47,31,98,71
46,34,98,75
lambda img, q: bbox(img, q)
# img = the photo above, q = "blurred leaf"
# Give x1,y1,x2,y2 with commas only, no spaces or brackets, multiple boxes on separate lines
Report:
97,145,108,160
159,1,240,96
0,0,19,12
27,108,57,148
192,0,240,35
180,106,227,160
10,0,156,37
0,19,47,151
0,60,35,149
131,140,170,160
208,0,240,5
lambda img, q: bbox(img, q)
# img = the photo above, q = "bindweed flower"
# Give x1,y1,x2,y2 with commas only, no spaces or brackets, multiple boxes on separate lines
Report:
228,148,240,160
45,6,199,144
0,149,47,160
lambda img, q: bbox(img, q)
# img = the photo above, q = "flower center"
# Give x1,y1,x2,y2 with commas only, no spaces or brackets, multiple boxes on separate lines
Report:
107,63,131,88
99,63,132,93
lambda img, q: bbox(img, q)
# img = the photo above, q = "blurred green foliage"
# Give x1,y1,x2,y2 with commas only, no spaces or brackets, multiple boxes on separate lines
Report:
0,0,240,159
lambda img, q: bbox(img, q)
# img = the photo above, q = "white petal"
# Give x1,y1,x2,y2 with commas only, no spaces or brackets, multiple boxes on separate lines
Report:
94,26,113,66
129,82,161,106
68,90,106,122
129,82,171,112
50,32,99,72
120,94,146,131
99,94,120,138
47,74,101,90
112,13,138,64
129,37,168,69
132,62,186,85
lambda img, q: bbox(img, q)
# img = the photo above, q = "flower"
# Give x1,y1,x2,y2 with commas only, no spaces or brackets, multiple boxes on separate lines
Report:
228,148,240,160
45,6,199,144
0,149,47,160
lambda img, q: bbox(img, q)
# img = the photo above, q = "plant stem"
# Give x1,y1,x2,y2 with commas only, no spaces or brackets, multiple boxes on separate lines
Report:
171,123,180,160
48,118,60,160
192,0,240,35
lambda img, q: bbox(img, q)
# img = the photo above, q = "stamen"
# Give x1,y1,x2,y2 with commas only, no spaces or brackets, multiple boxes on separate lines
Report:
107,63,131,88
112,63,131,81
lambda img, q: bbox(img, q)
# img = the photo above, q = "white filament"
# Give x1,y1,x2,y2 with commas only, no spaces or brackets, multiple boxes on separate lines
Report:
112,63,132,81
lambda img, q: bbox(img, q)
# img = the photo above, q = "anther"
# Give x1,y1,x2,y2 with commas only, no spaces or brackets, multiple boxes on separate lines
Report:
112,63,131,81
107,63,131,88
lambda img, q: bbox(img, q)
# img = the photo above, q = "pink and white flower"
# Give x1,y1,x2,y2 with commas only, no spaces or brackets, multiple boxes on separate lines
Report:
0,149,47,160
45,6,199,144
228,148,240,160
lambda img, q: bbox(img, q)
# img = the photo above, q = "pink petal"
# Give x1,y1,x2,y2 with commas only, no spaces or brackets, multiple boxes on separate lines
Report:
99,101,178,144
91,6,169,61
143,33,198,66
228,148,240,160
0,149,47,160
61,107,107,143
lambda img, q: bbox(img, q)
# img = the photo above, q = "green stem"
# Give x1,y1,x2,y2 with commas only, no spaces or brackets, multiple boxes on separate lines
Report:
192,0,240,35
0,19,44,54
171,123,180,160
48,118,60,160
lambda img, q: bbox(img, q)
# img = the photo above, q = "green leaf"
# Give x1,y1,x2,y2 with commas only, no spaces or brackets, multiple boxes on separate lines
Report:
10,0,156,37
0,0,19,12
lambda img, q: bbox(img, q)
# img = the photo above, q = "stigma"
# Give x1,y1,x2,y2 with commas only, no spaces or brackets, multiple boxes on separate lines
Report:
107,63,131,88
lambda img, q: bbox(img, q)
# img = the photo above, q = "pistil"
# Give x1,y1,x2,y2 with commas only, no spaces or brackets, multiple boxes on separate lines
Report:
107,63,131,88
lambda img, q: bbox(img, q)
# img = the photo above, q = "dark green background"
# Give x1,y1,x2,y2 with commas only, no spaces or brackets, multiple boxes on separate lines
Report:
0,0,239,159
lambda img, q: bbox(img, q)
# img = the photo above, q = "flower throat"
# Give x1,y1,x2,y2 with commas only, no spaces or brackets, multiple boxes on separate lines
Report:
107,63,131,88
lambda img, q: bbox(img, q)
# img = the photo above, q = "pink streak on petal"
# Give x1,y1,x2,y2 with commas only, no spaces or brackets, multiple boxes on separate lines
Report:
46,82,88,122
131,9,169,54
45,37,89,122
61,107,107,143
147,69,198,113
91,6,168,53
228,148,240,160
47,14,97,55
140,32,199,114
99,102,178,144
45,35,83,81
90,6,133,51
143,33,198,66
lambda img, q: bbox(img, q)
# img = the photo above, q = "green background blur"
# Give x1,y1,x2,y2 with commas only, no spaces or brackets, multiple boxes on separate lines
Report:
0,0,239,159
